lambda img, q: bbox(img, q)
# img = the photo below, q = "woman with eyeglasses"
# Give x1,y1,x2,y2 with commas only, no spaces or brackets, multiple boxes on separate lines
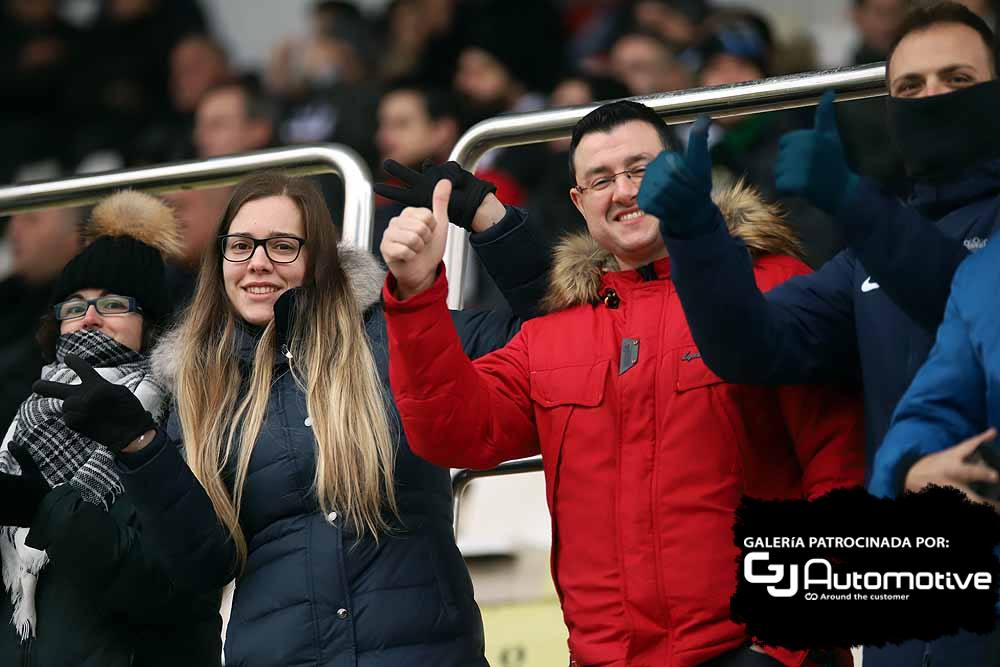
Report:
0,191,222,667
35,170,551,666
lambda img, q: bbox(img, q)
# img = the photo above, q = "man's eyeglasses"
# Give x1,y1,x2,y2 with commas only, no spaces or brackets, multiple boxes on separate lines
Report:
219,235,306,263
575,165,649,194
54,295,142,321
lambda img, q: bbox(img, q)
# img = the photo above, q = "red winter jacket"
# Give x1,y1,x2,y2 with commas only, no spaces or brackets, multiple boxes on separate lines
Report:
384,187,864,667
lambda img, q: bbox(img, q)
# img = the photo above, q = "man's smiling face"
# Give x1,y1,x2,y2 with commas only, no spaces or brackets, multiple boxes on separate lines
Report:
569,120,668,270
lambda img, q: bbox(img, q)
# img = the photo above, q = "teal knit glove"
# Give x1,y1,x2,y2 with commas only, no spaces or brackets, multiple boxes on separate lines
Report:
638,115,719,240
775,90,859,215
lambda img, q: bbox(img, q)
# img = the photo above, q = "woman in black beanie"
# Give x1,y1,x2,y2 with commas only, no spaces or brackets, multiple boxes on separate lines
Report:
0,191,222,667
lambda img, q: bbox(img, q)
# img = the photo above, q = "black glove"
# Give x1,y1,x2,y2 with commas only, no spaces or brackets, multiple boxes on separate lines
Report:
374,159,498,231
0,445,51,527
32,354,156,453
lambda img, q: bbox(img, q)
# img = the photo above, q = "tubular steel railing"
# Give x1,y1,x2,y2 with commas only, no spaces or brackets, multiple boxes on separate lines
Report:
443,62,887,308
0,144,374,249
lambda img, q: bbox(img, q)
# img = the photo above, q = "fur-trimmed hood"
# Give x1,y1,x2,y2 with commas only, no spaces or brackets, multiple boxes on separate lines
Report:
151,244,386,390
540,181,803,313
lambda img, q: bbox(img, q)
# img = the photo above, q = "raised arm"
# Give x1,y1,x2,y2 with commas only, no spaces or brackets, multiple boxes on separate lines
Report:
639,114,859,385
384,270,540,469
380,179,540,468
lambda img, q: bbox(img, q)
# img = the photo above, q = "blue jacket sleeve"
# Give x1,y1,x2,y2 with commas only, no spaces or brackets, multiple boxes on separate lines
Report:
837,178,969,333
117,425,238,592
468,206,550,322
868,272,987,498
665,214,859,384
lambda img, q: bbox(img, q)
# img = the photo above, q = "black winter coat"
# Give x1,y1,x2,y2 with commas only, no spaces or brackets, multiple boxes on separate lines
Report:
119,210,550,666
0,485,222,667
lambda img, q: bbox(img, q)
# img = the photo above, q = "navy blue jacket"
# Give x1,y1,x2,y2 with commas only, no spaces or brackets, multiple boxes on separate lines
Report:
664,159,1000,467
117,209,549,666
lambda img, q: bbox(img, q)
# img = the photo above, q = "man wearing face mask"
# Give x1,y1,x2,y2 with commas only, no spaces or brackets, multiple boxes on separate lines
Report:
638,3,1000,662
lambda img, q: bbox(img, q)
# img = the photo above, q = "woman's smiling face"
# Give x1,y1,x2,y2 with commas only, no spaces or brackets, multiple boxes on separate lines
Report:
222,195,308,326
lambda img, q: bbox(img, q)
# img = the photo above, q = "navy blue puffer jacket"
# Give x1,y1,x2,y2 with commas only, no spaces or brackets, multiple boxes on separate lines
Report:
118,210,548,666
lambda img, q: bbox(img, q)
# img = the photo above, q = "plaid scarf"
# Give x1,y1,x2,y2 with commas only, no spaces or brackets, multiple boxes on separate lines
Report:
3,328,167,507
0,328,168,640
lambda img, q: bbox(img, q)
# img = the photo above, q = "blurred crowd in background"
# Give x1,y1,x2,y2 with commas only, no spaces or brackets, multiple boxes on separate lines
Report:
1,0,998,430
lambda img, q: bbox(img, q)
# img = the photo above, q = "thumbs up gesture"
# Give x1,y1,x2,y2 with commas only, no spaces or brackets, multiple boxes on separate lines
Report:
638,115,720,240
775,90,859,215
32,354,156,453
381,179,452,299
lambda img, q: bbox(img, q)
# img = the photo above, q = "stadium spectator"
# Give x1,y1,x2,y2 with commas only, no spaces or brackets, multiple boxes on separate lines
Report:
376,84,460,171
42,171,552,667
851,0,912,65
608,31,691,96
640,3,1000,661
373,83,462,241
266,2,379,168
68,1,208,165
376,0,463,85
160,78,279,310
0,0,81,180
695,10,840,264
632,0,712,53
837,0,910,193
381,100,863,667
869,231,1000,510
0,204,83,433
0,191,221,667
530,73,632,243
452,4,563,208
265,0,365,99
170,34,232,117
194,79,275,159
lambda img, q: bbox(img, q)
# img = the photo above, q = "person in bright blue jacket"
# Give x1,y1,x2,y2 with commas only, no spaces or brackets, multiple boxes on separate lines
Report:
636,3,1000,664
869,232,1000,505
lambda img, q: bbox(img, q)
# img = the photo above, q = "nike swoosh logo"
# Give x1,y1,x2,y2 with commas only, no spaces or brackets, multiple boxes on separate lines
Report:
861,277,880,293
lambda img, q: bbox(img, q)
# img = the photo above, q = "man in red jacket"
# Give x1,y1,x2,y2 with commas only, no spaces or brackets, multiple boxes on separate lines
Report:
380,101,864,667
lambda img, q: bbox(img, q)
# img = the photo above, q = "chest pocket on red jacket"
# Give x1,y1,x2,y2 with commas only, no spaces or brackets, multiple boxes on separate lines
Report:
530,360,609,407
529,360,610,509
674,345,725,392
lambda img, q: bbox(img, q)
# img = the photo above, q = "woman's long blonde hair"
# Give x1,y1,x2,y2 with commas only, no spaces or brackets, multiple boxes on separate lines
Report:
173,172,397,569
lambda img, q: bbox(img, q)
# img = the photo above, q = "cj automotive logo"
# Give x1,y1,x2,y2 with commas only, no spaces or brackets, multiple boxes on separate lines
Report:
743,551,992,601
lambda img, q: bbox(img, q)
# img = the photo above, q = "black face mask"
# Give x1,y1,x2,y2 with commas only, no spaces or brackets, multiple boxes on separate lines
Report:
888,79,1000,183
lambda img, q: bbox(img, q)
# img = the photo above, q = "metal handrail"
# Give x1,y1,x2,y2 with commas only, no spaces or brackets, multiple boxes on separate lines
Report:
0,144,374,249
452,456,544,537
444,62,888,308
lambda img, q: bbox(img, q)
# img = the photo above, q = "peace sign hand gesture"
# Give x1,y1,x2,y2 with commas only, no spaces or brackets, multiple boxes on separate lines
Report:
32,354,156,453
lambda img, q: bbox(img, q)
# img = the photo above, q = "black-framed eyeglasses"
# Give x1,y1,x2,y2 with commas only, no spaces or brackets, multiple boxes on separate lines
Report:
219,235,306,263
54,295,142,321
575,165,649,194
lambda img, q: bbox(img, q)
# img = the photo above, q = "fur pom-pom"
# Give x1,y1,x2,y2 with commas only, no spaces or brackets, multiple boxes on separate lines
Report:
88,190,184,261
